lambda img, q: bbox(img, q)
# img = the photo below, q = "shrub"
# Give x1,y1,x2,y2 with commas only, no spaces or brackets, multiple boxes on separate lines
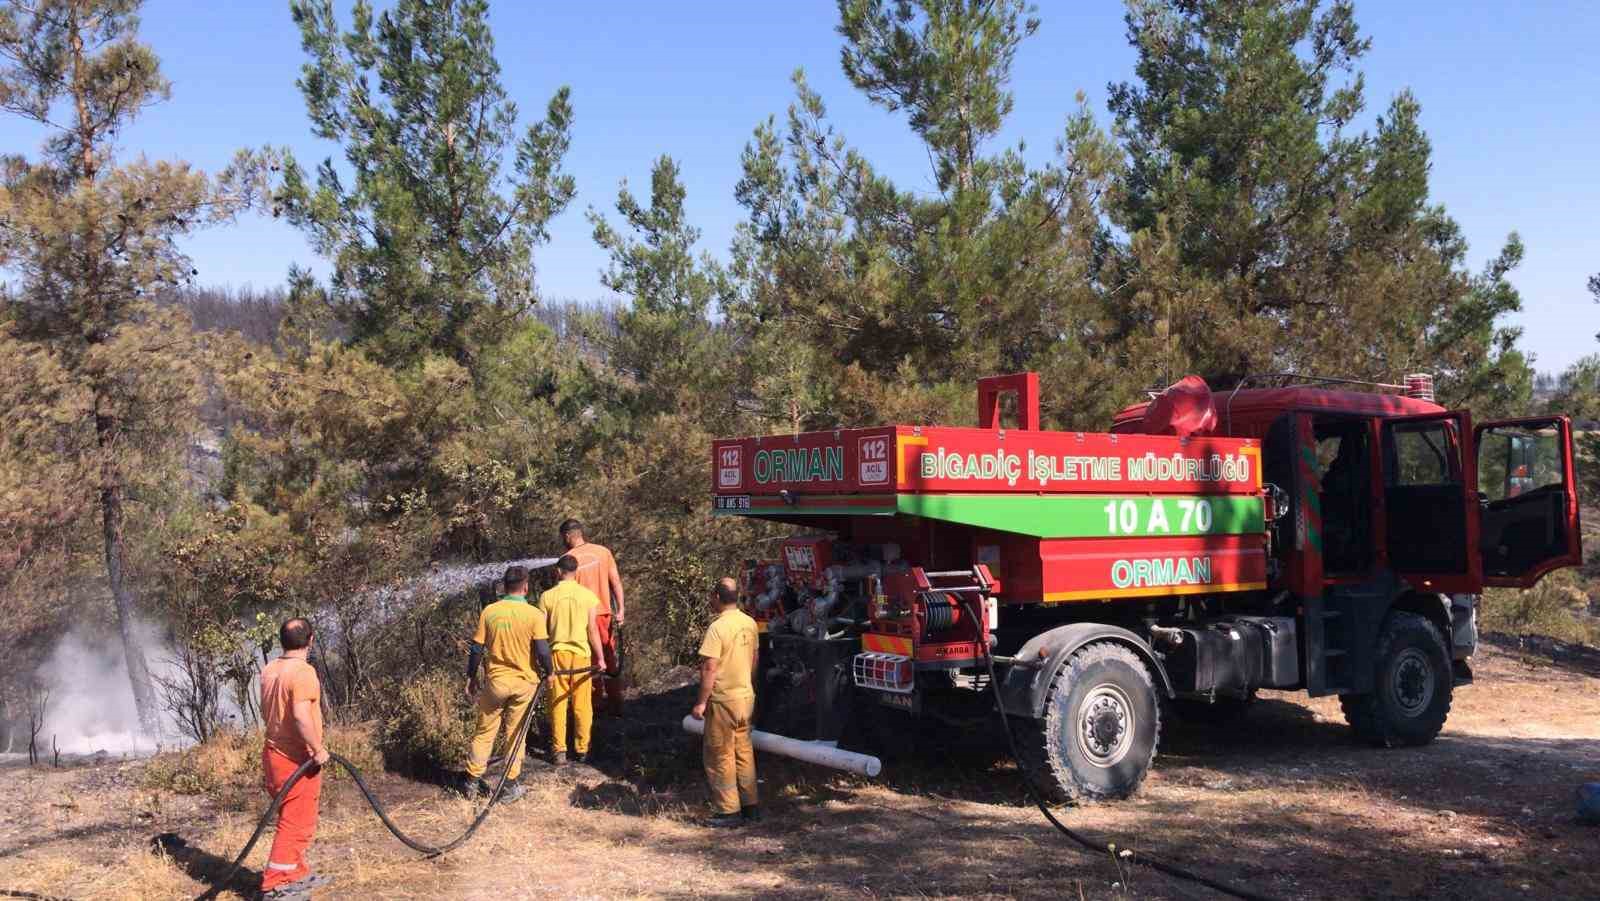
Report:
142,728,258,800
325,721,384,777
375,668,475,777
1482,570,1599,645
142,721,386,803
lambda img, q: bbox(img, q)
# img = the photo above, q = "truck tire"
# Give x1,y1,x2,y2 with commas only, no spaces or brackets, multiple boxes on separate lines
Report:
1016,641,1160,803
1340,611,1453,747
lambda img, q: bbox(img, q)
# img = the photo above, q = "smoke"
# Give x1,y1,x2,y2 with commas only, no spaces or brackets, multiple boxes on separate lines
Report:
13,557,557,758
26,619,183,755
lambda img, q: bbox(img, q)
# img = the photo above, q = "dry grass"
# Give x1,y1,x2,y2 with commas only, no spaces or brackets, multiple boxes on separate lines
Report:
139,722,384,809
3,641,1599,900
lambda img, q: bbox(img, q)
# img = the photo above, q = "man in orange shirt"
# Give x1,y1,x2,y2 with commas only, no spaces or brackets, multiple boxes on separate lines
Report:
259,617,331,898
559,519,626,715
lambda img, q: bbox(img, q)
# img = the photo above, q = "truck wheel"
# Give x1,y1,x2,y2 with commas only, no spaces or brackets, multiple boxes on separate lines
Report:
1016,642,1160,803
1340,611,1453,747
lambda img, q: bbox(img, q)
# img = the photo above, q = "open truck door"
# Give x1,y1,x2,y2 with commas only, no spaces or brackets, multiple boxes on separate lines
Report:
1475,416,1583,587
1379,411,1482,593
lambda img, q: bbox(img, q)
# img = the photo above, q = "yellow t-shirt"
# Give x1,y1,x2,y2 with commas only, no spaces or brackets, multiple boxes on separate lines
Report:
472,594,548,682
698,607,759,704
540,580,600,656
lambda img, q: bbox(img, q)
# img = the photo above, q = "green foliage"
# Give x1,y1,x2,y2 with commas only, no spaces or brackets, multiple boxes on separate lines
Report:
837,0,1039,193
589,156,733,424
1482,572,1599,646
1547,352,1600,508
1104,0,1531,410
0,324,95,573
728,9,1121,429
280,0,576,370
0,0,270,733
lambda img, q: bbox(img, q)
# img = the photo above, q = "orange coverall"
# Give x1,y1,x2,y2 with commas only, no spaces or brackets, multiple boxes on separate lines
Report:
259,656,324,892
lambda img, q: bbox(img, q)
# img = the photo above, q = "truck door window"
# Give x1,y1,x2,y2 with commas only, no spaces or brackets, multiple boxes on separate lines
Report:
1479,425,1562,502
1477,420,1578,584
1389,421,1457,486
1382,415,1471,580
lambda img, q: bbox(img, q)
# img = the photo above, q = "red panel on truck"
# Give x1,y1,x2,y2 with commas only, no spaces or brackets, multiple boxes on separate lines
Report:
896,428,1259,495
713,428,898,496
713,428,1261,498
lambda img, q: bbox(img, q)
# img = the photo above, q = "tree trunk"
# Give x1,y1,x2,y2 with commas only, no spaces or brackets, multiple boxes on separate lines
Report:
101,477,161,738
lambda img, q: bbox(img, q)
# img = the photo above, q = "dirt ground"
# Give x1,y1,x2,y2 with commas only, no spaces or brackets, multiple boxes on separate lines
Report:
2,635,1597,901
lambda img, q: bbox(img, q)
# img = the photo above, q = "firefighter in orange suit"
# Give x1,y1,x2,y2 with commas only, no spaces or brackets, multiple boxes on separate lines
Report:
259,618,332,898
559,519,626,715
690,577,760,827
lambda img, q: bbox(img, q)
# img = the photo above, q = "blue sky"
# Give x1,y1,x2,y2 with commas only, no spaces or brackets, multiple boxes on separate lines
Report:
4,1,1595,374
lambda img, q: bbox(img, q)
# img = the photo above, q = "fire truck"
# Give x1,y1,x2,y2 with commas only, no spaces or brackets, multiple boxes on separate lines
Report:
712,373,1583,801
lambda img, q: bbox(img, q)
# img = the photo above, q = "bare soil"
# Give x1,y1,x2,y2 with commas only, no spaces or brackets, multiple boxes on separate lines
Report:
2,637,1597,901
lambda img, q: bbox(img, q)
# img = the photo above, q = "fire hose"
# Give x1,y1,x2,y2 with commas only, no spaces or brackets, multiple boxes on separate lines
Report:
962,600,1280,901
189,666,599,901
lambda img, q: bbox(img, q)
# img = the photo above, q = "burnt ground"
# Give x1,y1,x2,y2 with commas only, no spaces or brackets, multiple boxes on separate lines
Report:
1,638,1597,901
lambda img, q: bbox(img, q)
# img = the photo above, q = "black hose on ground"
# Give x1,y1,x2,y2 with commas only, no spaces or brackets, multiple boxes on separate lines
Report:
194,666,597,901
962,601,1280,901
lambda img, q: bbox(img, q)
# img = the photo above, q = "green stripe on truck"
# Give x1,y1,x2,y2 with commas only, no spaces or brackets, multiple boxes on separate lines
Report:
895,493,1264,538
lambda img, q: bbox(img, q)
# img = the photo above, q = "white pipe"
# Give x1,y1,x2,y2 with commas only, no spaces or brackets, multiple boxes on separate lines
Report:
681,715,883,778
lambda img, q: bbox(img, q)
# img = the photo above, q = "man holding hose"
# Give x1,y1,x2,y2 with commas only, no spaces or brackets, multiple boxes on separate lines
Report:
540,553,607,764
259,617,331,898
460,564,551,801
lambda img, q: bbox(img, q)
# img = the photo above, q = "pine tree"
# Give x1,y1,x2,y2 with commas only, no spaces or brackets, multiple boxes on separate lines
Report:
729,1,1118,428
281,0,576,372
837,0,1039,196
0,0,267,735
1590,273,1600,344
1106,0,1531,407
589,156,731,424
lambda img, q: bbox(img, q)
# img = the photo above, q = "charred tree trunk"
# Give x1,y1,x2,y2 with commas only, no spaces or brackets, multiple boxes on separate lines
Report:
98,415,160,737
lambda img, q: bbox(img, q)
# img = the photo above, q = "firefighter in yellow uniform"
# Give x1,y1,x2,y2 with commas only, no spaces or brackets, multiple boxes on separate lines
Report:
461,565,550,801
540,554,606,765
691,577,760,827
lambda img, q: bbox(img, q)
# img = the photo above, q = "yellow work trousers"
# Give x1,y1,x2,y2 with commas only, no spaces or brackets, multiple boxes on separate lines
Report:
466,674,538,781
549,650,594,756
703,695,757,814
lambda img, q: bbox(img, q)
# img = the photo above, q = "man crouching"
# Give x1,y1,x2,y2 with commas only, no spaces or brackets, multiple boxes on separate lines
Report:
690,577,760,827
